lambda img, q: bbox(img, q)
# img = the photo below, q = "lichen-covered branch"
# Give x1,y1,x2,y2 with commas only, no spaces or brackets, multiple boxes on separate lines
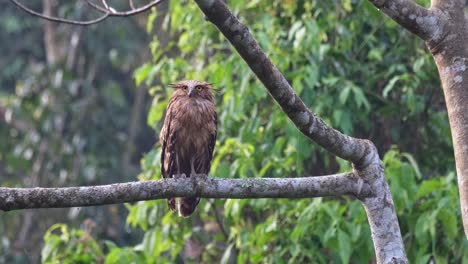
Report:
356,160,408,263
367,0,446,43
0,173,369,211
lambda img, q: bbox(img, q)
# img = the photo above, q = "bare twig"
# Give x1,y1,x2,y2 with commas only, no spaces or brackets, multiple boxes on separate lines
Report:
86,0,164,16
10,0,109,25
0,173,370,211
9,0,165,26
101,0,110,10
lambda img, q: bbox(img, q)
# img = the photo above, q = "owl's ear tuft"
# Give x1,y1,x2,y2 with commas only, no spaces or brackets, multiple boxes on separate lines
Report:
168,83,179,89
210,85,220,94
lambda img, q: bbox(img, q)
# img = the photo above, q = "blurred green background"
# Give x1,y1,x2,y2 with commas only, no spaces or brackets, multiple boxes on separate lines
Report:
0,0,467,263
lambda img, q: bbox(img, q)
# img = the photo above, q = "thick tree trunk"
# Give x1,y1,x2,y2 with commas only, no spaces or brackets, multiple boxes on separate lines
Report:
427,1,468,236
369,0,468,239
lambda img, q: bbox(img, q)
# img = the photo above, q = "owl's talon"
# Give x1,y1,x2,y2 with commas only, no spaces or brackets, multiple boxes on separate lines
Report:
192,173,208,179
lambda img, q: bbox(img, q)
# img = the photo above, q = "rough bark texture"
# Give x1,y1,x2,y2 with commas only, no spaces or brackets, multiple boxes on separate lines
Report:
369,0,446,43
428,0,468,237
355,148,407,263
0,173,370,211
193,0,407,262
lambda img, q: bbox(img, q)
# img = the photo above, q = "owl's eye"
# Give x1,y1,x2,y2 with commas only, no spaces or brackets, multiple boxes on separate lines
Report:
182,86,188,91
196,86,203,91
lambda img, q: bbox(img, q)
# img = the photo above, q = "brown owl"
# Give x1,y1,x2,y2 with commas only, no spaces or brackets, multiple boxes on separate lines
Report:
160,80,217,217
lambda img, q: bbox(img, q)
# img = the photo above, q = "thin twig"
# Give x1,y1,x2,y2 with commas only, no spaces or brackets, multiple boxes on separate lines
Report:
86,0,111,14
87,0,164,16
10,0,109,25
9,0,165,26
101,0,109,10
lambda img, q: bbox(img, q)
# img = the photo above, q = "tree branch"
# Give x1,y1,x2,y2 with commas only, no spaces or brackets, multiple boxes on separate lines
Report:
0,173,369,211
9,0,165,26
367,0,446,42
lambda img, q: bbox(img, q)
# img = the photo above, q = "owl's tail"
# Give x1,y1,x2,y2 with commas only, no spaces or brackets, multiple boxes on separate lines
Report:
167,197,200,217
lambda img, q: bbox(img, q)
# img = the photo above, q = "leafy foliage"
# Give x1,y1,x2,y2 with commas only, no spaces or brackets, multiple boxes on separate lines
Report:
98,0,464,262
42,224,103,263
0,1,151,261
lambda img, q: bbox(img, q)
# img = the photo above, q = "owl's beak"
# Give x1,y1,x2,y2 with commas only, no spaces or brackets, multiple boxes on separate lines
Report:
188,87,195,97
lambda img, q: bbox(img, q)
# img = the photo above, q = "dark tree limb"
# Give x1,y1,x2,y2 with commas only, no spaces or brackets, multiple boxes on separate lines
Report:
0,173,369,211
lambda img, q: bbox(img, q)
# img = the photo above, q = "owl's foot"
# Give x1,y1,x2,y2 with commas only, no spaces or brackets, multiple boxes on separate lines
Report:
172,173,187,179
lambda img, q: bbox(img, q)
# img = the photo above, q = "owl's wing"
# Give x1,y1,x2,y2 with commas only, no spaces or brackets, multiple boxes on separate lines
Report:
160,102,177,179
160,101,178,212
205,111,217,172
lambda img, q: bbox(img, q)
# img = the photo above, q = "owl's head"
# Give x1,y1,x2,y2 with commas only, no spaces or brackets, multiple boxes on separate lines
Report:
170,80,214,101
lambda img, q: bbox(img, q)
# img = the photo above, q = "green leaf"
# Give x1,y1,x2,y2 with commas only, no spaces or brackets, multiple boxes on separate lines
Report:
401,152,422,179
338,229,351,264
220,244,235,264
339,86,351,104
415,213,430,245
383,76,400,98
351,85,370,110
437,207,457,240
416,179,442,199
133,63,152,86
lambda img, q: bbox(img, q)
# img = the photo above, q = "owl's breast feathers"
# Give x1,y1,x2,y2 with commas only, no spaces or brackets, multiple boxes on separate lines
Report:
160,95,217,177
172,97,216,161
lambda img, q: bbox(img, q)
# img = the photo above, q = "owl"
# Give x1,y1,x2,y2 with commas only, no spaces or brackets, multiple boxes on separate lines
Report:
160,80,217,217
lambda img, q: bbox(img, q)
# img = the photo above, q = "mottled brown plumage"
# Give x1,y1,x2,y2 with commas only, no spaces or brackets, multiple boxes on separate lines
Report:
160,80,217,217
